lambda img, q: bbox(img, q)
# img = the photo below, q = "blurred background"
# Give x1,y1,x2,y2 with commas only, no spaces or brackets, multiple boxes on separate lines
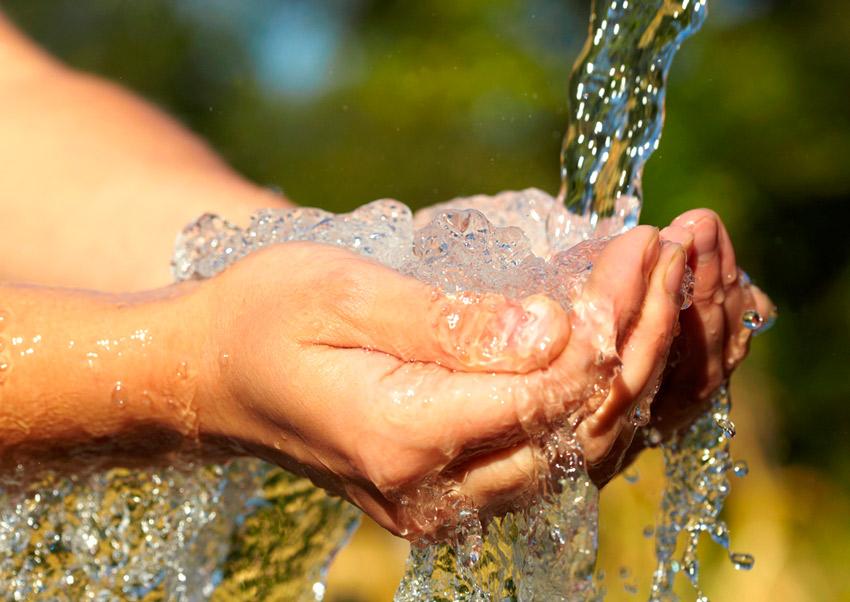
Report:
3,0,848,599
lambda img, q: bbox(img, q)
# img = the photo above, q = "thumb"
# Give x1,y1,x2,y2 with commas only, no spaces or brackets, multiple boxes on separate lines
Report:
322,257,570,374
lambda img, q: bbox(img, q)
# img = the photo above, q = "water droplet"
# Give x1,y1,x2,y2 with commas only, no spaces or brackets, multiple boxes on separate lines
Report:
643,525,654,538
0,309,9,331
715,417,736,438
730,552,755,571
644,427,663,446
619,566,631,579
0,356,11,383
754,309,778,337
742,309,763,330
218,352,231,369
732,460,749,478
629,401,651,426
624,582,638,594
684,559,699,580
710,524,730,549
176,361,189,379
623,468,639,484
111,382,127,407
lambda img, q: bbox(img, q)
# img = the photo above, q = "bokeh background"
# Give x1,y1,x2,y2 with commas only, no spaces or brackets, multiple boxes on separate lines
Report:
4,0,848,599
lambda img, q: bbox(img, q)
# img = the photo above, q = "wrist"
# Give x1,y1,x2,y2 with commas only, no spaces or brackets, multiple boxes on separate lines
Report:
0,282,211,469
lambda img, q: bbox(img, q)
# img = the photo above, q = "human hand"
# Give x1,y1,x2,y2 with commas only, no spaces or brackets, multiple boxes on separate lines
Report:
601,209,776,479
191,226,684,537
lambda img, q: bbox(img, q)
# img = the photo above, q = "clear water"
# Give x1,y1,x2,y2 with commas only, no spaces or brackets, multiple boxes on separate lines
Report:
558,0,708,234
0,0,758,600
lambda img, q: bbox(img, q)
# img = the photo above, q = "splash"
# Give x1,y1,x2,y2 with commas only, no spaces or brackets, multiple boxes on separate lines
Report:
174,190,622,601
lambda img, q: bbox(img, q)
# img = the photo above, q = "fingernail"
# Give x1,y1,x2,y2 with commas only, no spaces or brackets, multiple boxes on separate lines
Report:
660,226,695,252
693,217,719,258
665,246,687,297
642,229,661,277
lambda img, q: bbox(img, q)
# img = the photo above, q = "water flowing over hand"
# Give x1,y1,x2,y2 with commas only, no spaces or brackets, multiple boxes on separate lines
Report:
193,226,685,537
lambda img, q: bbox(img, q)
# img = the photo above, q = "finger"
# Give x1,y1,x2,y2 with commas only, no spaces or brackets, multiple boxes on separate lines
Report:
308,247,571,374
453,442,541,517
577,242,686,461
660,224,695,257
717,218,739,288
579,225,661,348
751,284,778,333
722,283,756,372
673,211,727,395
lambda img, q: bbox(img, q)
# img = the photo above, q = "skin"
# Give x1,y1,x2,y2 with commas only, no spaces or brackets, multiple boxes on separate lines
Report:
0,12,773,538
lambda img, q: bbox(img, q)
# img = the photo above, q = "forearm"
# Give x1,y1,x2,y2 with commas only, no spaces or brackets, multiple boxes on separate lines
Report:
0,13,293,292
0,282,210,470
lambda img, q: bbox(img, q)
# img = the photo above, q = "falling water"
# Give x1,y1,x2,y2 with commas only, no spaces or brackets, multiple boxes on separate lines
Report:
558,0,708,233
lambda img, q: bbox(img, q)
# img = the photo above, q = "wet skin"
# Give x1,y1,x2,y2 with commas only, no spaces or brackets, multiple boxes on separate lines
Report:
0,212,773,539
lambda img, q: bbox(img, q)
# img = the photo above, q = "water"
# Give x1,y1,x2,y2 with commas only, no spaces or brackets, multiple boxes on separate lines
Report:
650,386,742,601
558,0,708,234
0,0,761,599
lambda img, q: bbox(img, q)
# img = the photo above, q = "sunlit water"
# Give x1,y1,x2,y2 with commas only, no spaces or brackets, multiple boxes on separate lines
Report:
0,0,761,600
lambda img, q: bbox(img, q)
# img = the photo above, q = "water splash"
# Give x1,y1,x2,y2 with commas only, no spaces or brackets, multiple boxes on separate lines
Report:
649,385,753,600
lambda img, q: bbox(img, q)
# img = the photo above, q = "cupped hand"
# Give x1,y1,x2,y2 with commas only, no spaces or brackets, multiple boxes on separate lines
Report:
606,209,776,478
192,227,683,537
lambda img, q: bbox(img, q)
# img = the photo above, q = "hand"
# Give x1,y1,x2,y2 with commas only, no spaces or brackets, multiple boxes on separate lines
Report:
192,227,684,537
610,209,776,473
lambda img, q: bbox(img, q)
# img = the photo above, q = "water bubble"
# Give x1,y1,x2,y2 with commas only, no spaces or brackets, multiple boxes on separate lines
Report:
715,417,736,439
730,552,755,571
629,404,650,427
742,309,763,330
0,356,10,383
644,427,663,447
176,361,189,380
754,309,778,337
709,523,730,549
732,460,749,478
111,382,127,407
643,525,654,538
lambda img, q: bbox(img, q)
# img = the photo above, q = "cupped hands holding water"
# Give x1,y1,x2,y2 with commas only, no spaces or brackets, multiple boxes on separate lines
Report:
191,226,677,536
0,206,771,541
